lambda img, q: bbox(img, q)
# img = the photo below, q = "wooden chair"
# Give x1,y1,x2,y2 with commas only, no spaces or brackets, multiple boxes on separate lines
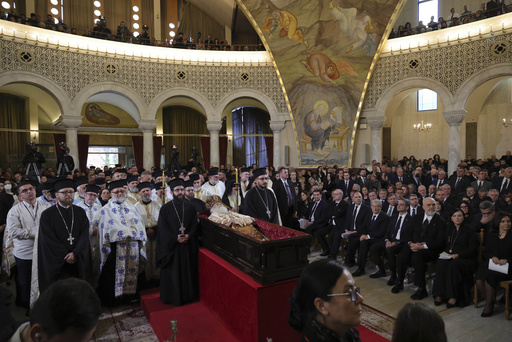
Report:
499,280,512,320
300,131,311,154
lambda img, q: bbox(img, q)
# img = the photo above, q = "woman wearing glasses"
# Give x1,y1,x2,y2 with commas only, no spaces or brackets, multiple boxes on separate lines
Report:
289,259,363,342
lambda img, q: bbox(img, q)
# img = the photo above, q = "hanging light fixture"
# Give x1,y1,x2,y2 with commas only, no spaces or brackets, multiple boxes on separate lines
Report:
413,120,432,132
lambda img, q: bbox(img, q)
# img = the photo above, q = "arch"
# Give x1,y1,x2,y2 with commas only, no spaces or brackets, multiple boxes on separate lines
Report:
0,71,72,113
214,88,279,122
71,82,147,123
454,63,512,110
147,87,214,120
374,77,455,113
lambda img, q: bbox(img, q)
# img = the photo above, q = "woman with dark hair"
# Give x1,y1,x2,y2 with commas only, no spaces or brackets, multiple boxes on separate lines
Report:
289,259,363,342
392,302,447,342
475,211,512,317
297,191,310,219
323,173,337,200
434,199,449,221
361,186,370,206
222,180,242,210
459,200,475,227
433,154,441,166
432,209,478,308
386,184,396,194
379,172,389,190
99,188,110,206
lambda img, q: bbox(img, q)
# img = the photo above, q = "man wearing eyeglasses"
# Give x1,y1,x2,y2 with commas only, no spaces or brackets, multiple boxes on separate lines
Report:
241,168,280,224
5,180,51,313
96,180,147,306
35,178,93,298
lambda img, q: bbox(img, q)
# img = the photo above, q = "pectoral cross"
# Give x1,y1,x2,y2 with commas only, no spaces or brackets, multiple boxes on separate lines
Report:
266,209,271,218
179,225,186,235
67,233,75,245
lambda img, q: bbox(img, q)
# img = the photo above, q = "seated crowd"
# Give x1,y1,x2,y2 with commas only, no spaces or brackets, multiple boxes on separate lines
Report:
0,9,264,51
390,2,512,38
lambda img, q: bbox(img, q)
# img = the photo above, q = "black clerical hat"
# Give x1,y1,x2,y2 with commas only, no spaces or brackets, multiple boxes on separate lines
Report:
112,168,127,175
17,180,37,194
240,167,250,173
108,180,127,190
253,167,267,178
184,180,194,188
94,177,106,185
188,173,200,182
152,169,163,179
137,182,151,191
85,184,100,194
74,177,89,188
127,175,138,183
208,168,219,176
54,178,76,192
168,178,184,190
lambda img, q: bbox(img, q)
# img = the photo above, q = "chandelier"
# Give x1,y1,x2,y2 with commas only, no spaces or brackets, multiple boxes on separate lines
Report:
413,120,432,132
503,118,512,127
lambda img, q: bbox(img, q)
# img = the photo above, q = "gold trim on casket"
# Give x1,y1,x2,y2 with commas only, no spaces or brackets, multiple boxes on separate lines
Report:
199,216,312,285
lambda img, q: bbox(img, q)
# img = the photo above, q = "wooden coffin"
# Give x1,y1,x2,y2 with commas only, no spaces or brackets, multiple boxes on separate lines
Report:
199,216,312,285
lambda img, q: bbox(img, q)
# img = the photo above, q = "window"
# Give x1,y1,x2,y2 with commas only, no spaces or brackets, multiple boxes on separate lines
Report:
232,107,271,167
417,89,438,111
418,0,438,26
87,146,125,168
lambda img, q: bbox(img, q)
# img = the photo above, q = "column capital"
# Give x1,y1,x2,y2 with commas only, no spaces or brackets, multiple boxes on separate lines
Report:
361,108,384,117
139,119,157,132
366,116,386,130
269,120,286,132
206,120,223,132
443,110,467,126
61,115,82,129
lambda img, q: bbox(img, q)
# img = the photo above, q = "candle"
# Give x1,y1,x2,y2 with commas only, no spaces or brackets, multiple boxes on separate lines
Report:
236,168,238,183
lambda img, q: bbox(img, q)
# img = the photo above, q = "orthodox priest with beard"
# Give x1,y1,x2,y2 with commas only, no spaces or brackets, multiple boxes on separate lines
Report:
241,168,280,224
201,168,225,198
157,178,199,305
184,179,207,213
191,173,208,202
96,180,147,306
134,182,161,284
36,178,93,295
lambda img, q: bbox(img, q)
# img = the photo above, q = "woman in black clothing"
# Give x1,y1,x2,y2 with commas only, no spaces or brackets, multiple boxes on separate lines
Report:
323,173,337,200
289,260,362,342
297,191,310,219
432,209,478,308
475,211,512,317
459,200,475,227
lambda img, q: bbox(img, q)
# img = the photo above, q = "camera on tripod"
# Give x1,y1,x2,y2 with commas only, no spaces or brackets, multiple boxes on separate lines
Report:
24,141,38,164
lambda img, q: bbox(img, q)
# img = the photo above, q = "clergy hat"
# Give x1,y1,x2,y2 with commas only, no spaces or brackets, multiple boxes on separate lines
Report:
112,168,127,175
94,177,106,185
137,182,152,191
85,184,100,194
188,173,200,182
240,167,250,173
108,180,127,190
208,168,219,176
18,180,37,189
152,169,163,179
164,170,174,178
168,178,184,191
54,178,76,192
127,175,138,183
115,164,122,168
74,177,89,188
184,180,194,188
253,167,267,178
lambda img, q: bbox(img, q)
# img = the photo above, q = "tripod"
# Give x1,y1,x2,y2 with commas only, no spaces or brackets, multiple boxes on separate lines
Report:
26,162,41,183
56,161,70,177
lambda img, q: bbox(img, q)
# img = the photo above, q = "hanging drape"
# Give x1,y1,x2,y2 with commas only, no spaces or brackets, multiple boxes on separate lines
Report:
153,136,162,169
178,2,224,43
62,0,94,34
131,136,143,169
231,107,271,167
162,106,207,169
141,0,154,39
0,93,28,168
77,134,89,171
264,136,274,168
200,137,210,170
219,137,227,167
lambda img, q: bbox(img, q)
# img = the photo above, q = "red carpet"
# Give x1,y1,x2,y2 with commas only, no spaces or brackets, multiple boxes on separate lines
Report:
356,325,390,341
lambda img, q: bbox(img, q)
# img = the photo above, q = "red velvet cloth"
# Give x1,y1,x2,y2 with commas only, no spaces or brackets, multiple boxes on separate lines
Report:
132,136,143,169
200,137,211,169
77,134,89,171
53,133,66,160
153,136,162,168
264,136,273,167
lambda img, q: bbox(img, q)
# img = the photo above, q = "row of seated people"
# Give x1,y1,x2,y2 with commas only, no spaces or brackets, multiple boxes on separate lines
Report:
390,3,512,38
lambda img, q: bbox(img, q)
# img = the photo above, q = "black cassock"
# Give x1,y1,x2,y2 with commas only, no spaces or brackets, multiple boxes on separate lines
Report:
37,204,93,294
241,187,279,224
156,199,199,305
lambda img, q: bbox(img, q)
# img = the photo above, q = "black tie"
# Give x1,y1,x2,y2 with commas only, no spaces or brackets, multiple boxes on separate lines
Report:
421,218,429,237
346,181,349,189
393,216,402,240
478,181,482,189
284,181,293,207
310,202,319,221
353,205,358,229
455,178,460,189
502,179,509,193
399,177,402,182
412,208,416,217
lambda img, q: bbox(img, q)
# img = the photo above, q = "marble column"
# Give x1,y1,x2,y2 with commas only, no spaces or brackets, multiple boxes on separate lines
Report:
366,116,385,163
443,110,467,175
207,120,223,168
269,120,286,167
139,119,157,170
61,115,82,169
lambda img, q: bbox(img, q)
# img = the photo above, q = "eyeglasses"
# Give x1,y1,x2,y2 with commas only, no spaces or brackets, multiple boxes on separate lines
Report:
327,287,361,302
111,190,126,195
19,187,35,194
460,205,468,209
57,190,75,195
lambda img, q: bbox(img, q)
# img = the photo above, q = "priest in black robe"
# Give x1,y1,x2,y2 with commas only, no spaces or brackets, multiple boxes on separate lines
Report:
157,178,199,305
37,178,93,294
241,168,280,224
184,179,207,213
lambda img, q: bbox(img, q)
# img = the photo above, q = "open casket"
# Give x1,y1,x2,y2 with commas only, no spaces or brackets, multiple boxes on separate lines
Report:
199,214,312,285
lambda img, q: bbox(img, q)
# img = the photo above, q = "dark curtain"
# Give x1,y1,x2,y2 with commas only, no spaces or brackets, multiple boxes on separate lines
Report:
220,136,227,167
200,137,210,170
162,106,207,169
0,94,28,168
264,136,274,168
178,2,224,43
132,136,143,169
53,133,66,160
153,136,162,169
77,134,89,171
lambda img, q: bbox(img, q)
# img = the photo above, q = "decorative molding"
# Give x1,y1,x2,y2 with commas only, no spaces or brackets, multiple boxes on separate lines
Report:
269,120,286,132
443,110,467,126
138,119,157,132
206,121,223,132
60,115,83,129
366,117,385,130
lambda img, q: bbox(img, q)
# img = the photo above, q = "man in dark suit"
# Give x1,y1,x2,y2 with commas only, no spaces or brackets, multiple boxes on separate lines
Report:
424,169,438,188
448,166,471,196
338,171,354,199
410,167,424,188
408,194,424,218
344,191,372,267
393,197,447,298
471,170,492,192
354,168,370,189
492,167,512,194
327,189,349,259
272,167,297,228
440,184,457,210
383,193,398,217
304,189,330,255
352,200,389,276
434,170,448,188
390,168,410,186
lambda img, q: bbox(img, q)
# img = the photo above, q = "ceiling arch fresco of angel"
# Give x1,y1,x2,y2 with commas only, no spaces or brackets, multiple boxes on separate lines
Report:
237,0,401,166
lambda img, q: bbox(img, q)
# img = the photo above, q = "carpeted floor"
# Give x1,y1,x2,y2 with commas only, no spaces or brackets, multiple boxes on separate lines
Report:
360,303,396,341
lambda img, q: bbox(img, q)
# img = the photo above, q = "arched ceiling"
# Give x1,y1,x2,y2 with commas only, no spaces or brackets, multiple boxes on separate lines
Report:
86,92,141,123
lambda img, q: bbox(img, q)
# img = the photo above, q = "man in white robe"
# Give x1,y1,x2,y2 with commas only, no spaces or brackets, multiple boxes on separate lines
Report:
201,168,225,198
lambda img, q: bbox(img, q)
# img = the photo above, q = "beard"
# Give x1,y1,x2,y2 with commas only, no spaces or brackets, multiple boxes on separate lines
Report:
210,179,219,185
113,195,126,204
129,186,138,193
141,194,152,202
59,197,74,207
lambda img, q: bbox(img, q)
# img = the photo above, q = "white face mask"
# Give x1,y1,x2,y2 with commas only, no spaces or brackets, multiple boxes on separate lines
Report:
4,184,12,190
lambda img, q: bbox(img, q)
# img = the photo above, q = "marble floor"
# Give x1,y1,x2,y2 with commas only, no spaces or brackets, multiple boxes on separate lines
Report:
309,251,512,342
